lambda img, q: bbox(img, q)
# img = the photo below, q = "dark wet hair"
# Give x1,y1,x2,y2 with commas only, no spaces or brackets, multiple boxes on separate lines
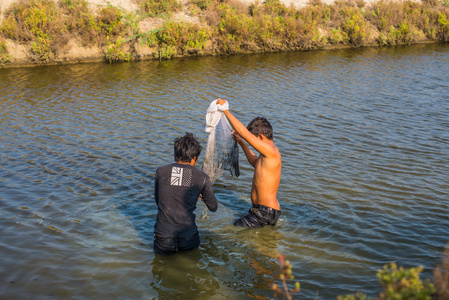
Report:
247,117,273,140
174,132,202,163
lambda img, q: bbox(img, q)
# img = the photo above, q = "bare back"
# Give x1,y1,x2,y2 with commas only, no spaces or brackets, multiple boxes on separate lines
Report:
251,142,281,210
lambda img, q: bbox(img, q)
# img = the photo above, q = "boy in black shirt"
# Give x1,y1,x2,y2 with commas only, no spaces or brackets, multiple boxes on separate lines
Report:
154,133,218,255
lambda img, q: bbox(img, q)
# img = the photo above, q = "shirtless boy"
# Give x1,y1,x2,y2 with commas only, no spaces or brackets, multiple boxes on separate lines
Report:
216,99,282,228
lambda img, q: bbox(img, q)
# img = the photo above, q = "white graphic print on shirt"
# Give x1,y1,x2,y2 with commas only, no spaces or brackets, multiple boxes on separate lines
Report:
170,166,192,187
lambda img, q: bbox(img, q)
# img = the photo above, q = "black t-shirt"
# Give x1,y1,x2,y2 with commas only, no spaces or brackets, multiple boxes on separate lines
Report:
154,162,218,238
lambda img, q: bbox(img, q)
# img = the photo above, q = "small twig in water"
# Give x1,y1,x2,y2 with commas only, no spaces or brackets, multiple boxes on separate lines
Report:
271,254,300,300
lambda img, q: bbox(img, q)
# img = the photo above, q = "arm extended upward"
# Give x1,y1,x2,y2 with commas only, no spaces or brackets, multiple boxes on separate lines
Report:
217,98,282,211
219,102,278,160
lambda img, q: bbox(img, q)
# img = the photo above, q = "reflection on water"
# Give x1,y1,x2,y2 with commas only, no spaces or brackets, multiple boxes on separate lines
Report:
151,250,220,299
1,43,449,299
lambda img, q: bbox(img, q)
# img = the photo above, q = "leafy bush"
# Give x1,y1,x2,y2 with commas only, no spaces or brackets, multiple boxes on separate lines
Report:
0,0,133,62
338,291,368,300
0,0,64,61
273,256,439,300
31,32,52,61
105,36,131,62
138,0,182,16
148,21,211,58
191,0,214,11
216,2,252,53
377,263,435,300
341,6,369,46
0,0,59,41
367,0,405,31
438,11,449,41
0,39,12,65
97,7,125,37
329,27,345,43
59,0,98,45
338,263,435,300
155,44,178,59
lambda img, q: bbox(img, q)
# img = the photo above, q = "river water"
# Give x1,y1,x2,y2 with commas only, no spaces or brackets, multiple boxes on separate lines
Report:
1,43,448,299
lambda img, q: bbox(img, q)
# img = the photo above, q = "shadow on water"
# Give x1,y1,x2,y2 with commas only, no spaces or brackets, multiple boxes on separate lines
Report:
115,181,155,247
150,248,221,299
148,226,286,299
116,197,154,244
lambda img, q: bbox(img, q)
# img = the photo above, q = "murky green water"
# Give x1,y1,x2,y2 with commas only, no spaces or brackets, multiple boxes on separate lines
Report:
1,43,448,299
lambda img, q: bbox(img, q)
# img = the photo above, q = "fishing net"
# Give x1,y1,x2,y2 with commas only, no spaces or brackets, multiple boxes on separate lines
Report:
202,101,240,184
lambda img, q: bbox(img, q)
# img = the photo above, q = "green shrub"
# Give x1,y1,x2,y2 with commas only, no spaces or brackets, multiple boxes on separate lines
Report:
191,0,214,10
31,32,52,61
0,0,61,42
220,33,240,53
0,0,63,61
255,0,291,17
138,0,182,16
299,0,333,28
0,0,133,62
367,0,404,31
105,36,131,62
216,3,252,52
337,263,436,300
141,30,159,47
438,11,449,41
377,263,435,300
59,0,98,45
272,257,438,300
406,0,449,42
155,44,177,59
296,5,325,48
0,15,17,39
341,6,369,46
0,39,12,65
97,6,125,37
329,27,345,43
150,21,211,58
379,20,419,45
183,24,210,51
338,291,368,300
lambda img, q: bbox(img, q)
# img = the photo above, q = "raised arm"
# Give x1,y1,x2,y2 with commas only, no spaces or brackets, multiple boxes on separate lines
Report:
217,99,278,159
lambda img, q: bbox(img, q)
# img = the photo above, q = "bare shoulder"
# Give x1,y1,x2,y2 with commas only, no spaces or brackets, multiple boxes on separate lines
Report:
259,142,281,170
266,141,281,160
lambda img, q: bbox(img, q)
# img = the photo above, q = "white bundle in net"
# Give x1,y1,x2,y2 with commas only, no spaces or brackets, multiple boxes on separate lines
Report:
202,100,240,184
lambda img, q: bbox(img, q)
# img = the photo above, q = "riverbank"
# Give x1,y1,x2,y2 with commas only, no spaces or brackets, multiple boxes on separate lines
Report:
0,0,448,68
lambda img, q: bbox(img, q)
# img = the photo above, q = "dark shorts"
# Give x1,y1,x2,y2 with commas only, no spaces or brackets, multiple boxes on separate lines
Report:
233,204,281,228
154,231,200,255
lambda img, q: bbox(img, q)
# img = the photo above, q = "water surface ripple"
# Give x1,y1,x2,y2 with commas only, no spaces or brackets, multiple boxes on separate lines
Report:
1,44,448,299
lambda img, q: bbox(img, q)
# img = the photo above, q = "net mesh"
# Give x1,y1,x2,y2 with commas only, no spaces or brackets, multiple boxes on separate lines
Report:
202,113,240,184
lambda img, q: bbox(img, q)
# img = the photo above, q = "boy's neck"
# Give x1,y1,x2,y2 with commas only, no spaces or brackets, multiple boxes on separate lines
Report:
176,157,197,166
